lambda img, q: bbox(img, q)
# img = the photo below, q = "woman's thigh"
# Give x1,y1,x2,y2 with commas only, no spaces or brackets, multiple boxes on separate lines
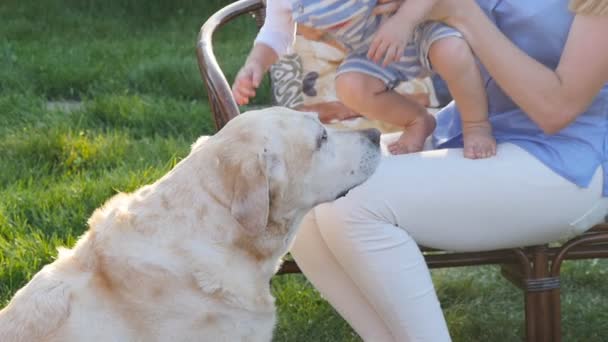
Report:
340,143,608,252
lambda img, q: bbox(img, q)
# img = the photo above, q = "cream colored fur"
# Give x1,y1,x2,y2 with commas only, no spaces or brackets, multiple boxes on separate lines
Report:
0,107,381,342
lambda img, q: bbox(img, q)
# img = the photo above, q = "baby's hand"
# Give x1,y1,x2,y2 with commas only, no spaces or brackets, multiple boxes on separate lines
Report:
368,16,414,66
232,61,265,105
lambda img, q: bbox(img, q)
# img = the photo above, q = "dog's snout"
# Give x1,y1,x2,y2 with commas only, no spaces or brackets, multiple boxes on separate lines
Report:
360,128,381,146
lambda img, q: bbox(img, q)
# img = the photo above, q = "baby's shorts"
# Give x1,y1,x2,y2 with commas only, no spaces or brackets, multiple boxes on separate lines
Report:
336,21,462,90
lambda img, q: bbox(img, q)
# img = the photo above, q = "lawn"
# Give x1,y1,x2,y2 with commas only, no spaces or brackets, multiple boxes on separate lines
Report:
1,0,607,341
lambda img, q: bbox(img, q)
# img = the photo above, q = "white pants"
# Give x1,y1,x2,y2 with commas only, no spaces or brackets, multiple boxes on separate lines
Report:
290,143,608,341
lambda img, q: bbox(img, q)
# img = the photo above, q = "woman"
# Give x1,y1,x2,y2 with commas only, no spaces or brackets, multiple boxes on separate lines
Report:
290,0,608,340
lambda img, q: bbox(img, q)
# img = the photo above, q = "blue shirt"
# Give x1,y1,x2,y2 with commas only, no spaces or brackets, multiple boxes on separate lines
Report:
432,0,608,196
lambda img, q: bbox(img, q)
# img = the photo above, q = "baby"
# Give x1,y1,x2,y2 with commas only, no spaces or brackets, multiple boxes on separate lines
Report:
232,0,495,158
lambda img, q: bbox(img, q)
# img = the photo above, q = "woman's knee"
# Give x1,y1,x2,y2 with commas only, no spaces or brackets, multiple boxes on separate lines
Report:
313,199,364,246
314,185,396,249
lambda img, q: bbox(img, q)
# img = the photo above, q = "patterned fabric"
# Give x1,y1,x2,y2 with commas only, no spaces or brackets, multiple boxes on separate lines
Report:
290,0,375,34
291,0,461,86
269,0,454,133
336,22,460,89
269,53,304,108
270,35,441,133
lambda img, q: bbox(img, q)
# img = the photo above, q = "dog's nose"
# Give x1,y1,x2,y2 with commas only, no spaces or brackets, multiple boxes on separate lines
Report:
360,128,381,146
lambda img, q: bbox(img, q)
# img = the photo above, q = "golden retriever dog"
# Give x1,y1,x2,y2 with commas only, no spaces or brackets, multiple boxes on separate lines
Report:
0,107,381,342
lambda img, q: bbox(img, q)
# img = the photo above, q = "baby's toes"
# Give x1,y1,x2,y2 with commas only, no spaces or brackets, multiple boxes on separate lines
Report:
484,140,498,158
390,141,412,155
388,142,404,155
464,144,477,159
478,142,496,159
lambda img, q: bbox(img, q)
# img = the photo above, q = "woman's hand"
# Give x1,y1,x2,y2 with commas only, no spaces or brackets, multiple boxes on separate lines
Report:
371,0,403,16
426,0,476,29
368,16,413,66
369,0,458,65
371,0,475,30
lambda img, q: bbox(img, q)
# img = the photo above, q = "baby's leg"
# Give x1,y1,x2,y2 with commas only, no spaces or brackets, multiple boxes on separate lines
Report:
429,36,496,159
335,71,435,154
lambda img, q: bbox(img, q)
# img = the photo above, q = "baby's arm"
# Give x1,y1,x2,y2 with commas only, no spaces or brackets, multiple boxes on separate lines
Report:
369,0,439,65
232,0,296,105
254,0,296,58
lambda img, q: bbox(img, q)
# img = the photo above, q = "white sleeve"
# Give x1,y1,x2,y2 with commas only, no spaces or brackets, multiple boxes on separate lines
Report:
254,0,296,57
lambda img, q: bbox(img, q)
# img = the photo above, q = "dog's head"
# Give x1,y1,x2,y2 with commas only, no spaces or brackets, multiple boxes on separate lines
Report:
193,107,381,259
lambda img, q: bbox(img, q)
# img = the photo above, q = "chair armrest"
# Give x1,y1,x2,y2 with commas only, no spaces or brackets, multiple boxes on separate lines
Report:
196,0,265,130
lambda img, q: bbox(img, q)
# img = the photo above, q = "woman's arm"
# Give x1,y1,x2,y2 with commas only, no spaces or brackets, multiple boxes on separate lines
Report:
436,0,608,134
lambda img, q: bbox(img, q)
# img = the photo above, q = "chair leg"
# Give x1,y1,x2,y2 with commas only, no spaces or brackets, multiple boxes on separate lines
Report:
527,245,556,342
501,249,537,341
525,283,560,342
503,246,560,341
523,288,537,342
550,286,562,342
547,232,608,342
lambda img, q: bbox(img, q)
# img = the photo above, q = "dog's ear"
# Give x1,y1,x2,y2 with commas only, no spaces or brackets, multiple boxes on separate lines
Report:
231,152,270,235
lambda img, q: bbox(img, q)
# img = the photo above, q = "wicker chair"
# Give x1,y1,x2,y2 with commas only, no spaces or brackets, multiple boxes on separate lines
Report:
196,1,608,340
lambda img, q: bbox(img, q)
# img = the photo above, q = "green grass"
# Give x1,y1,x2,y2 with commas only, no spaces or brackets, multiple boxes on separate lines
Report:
1,1,607,341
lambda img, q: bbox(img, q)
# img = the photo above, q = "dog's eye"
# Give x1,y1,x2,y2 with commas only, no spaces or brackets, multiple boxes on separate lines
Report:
317,130,328,149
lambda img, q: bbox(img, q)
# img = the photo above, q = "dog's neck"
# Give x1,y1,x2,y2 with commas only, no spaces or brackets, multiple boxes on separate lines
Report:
104,153,306,313
188,208,307,313
189,247,277,313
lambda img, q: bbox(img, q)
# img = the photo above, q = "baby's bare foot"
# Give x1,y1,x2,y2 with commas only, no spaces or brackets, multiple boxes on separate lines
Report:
462,120,496,159
388,114,436,155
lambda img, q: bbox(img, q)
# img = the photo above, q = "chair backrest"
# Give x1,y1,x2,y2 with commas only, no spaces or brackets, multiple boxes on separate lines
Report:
197,0,267,130
254,1,266,28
